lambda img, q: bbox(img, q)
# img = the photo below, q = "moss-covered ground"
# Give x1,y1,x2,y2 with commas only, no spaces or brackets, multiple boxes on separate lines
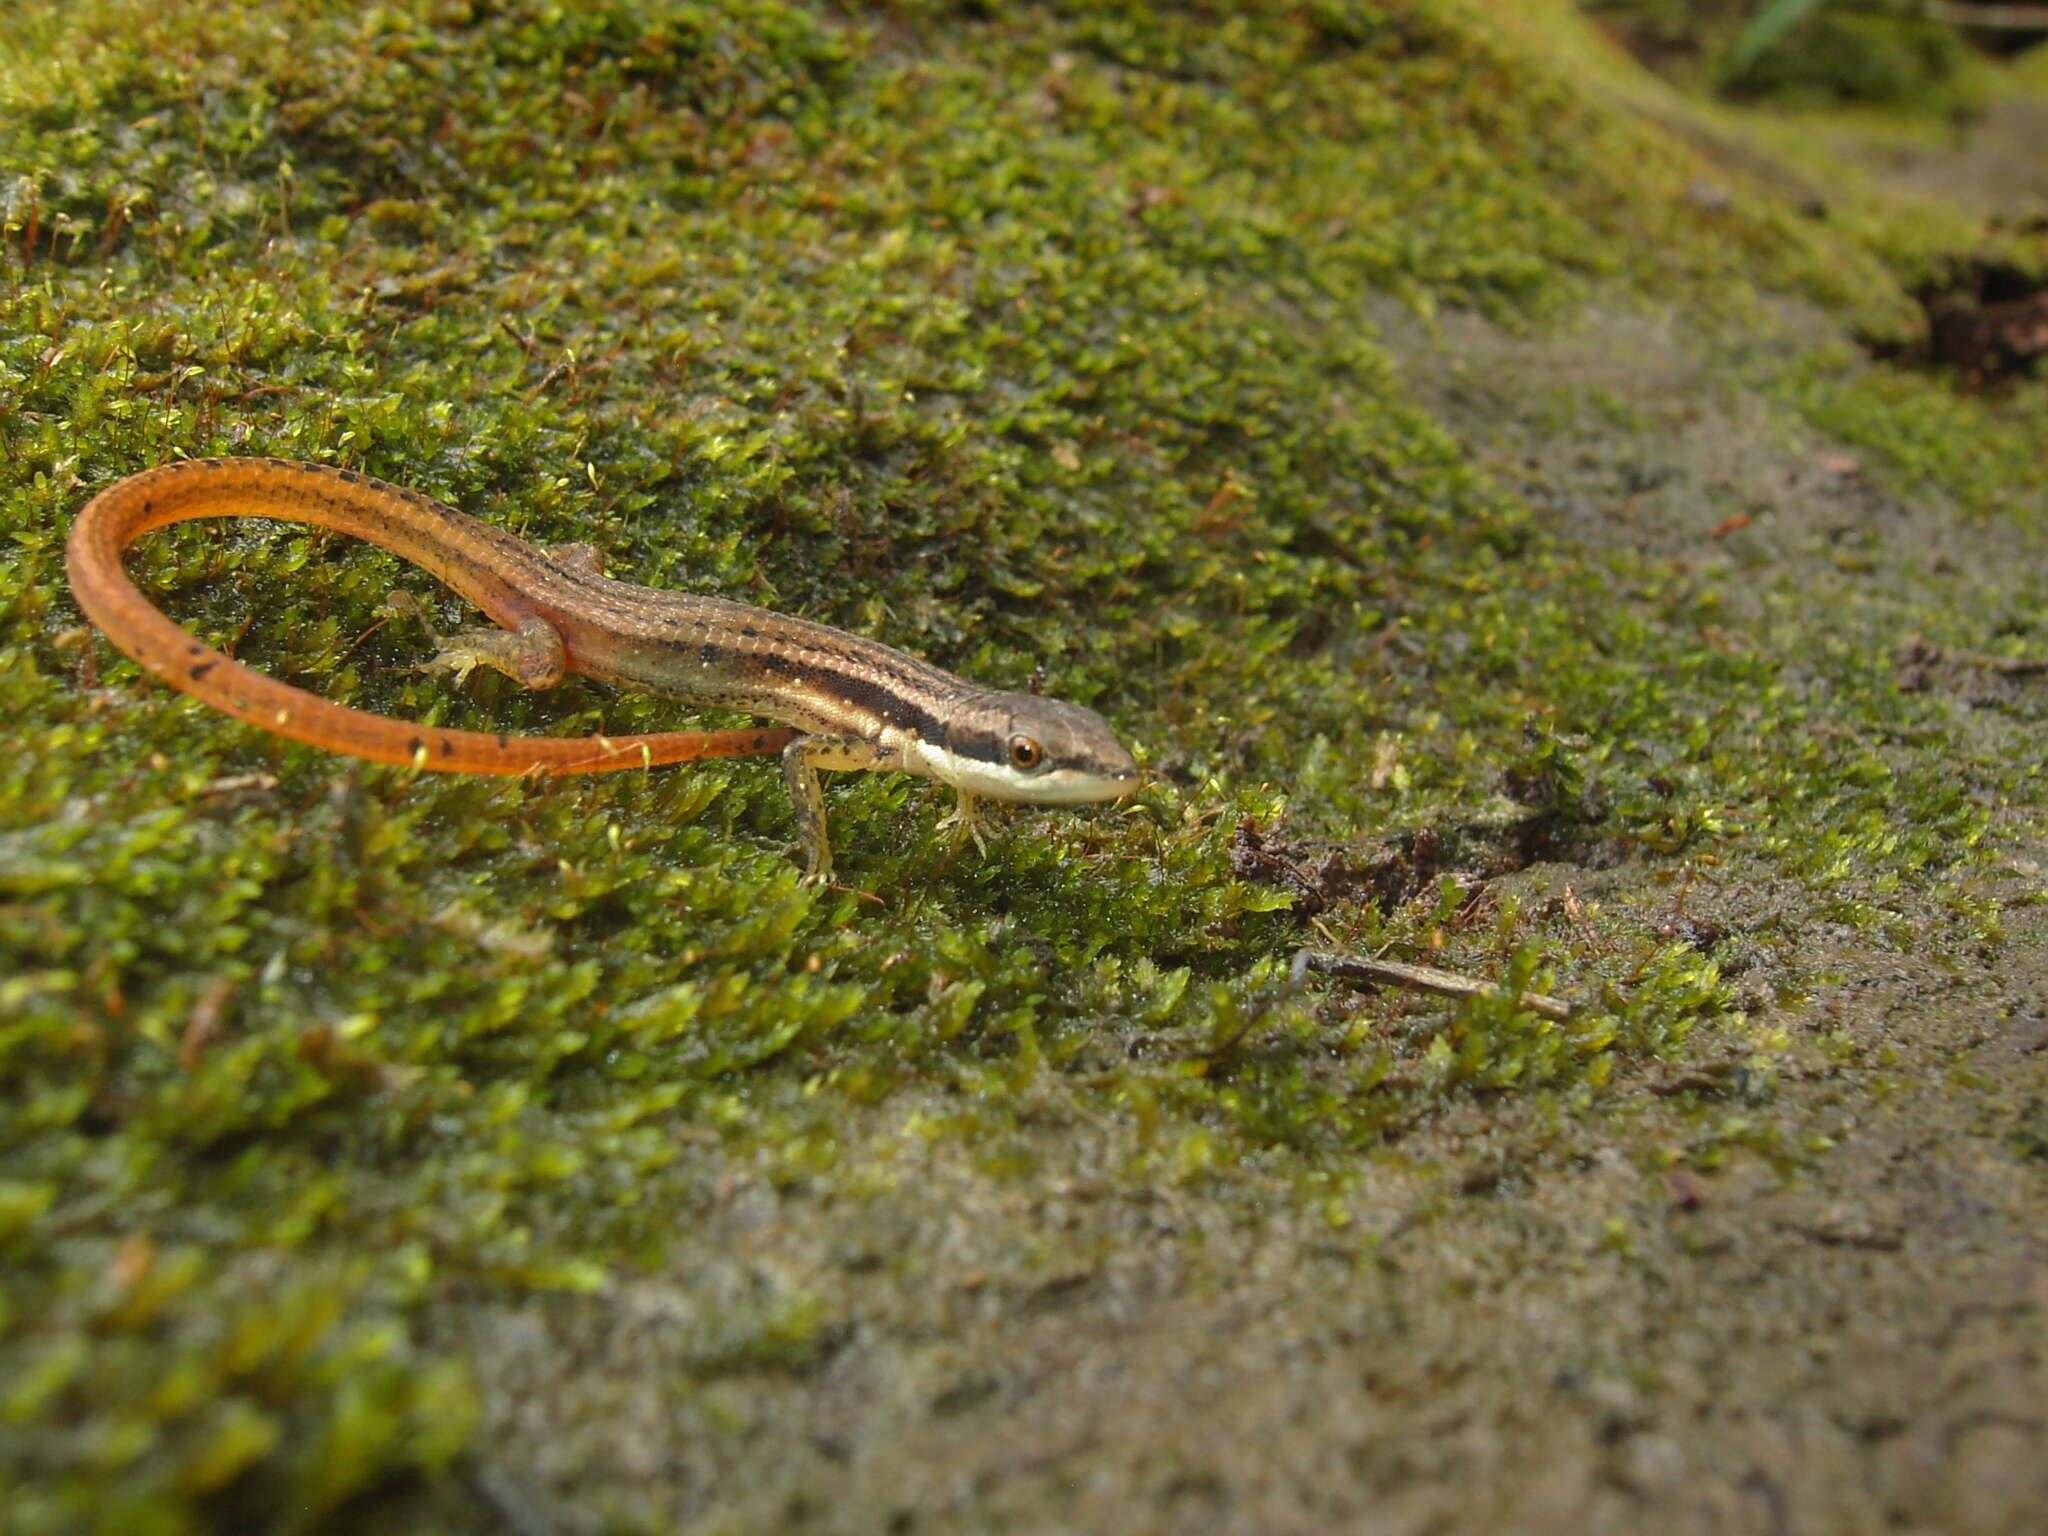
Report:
3,2,2045,1531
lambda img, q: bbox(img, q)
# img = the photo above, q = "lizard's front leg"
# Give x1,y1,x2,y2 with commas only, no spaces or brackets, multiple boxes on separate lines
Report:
781,734,903,884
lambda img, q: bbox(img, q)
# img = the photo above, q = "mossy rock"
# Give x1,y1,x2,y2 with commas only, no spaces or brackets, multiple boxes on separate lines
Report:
3,1,2046,1531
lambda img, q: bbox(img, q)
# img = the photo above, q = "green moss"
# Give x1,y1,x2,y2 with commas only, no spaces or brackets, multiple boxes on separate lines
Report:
1720,11,1978,107
1584,0,1987,110
1781,352,2047,522
2,0,2045,1529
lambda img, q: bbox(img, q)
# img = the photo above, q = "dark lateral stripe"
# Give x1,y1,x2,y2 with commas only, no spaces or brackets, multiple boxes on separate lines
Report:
640,634,964,744
779,662,951,743
943,724,1008,767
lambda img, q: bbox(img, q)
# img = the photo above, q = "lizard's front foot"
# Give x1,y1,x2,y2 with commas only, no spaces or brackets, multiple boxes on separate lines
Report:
936,790,990,857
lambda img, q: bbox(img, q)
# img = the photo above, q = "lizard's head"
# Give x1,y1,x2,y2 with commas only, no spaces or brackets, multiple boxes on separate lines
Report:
929,691,1140,805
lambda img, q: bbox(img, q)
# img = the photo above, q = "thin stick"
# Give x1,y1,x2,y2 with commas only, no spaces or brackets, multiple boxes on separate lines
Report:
1931,3,2048,28
1938,648,2048,677
1292,949,1578,1021
1901,633,2048,677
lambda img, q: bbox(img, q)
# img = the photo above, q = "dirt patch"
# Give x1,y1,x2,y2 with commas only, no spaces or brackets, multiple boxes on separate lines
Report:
426,900,2048,1535
1912,257,2048,388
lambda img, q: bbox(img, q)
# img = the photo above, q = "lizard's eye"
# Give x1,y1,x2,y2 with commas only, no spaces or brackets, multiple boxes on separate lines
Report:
1009,735,1044,770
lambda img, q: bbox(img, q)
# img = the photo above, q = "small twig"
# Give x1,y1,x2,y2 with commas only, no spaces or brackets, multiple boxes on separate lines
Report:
1930,2,2048,27
1902,633,2048,677
1292,948,1578,1021
192,772,278,803
330,612,398,667
1943,648,2048,677
496,315,539,357
179,976,236,1069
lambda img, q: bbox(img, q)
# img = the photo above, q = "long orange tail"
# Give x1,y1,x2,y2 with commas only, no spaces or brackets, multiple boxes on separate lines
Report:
66,459,798,774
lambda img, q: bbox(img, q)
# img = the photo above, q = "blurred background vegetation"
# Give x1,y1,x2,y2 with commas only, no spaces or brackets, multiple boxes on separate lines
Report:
1584,0,2047,105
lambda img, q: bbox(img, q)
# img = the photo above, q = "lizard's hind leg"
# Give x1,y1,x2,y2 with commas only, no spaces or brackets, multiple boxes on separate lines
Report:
383,588,567,689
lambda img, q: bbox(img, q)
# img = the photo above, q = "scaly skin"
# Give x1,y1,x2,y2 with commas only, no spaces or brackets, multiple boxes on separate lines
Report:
67,457,1139,879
